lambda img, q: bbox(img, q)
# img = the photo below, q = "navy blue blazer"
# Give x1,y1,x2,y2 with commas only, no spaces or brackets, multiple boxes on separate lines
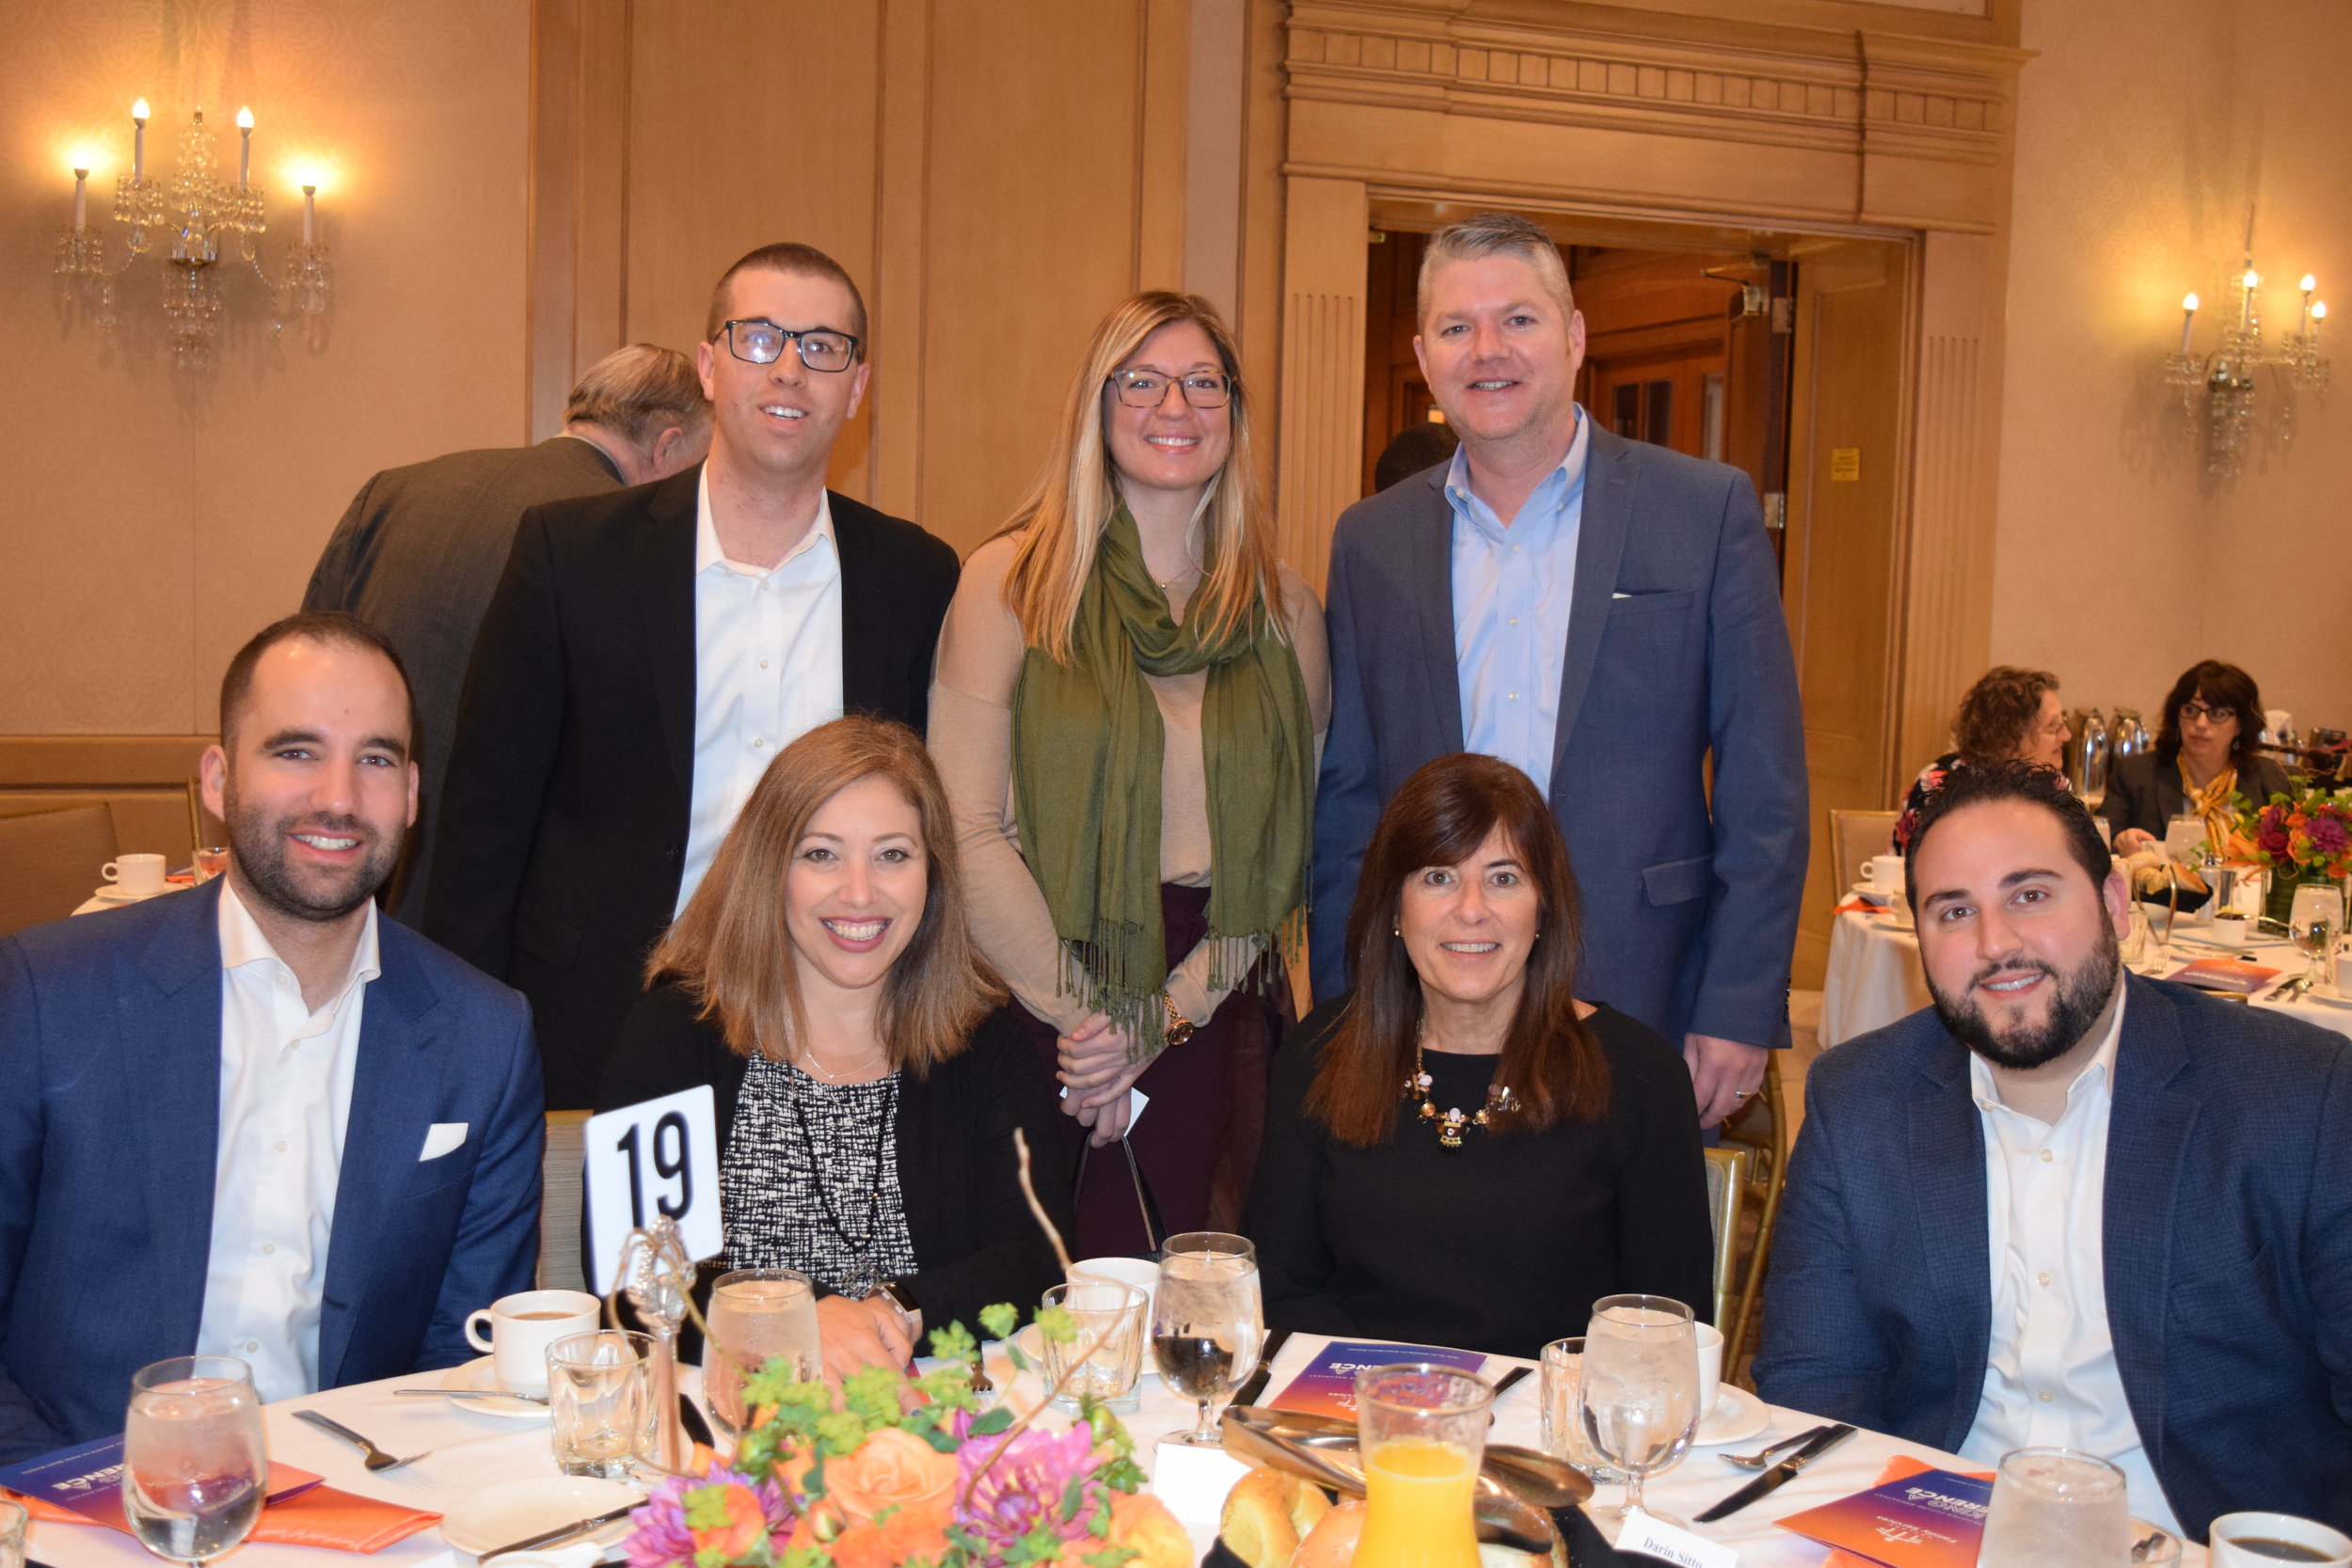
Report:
1753,974,2352,1538
0,879,545,1461
1311,430,1807,1048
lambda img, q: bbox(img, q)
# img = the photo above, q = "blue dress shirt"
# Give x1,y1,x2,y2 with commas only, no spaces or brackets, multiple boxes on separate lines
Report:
1446,409,1590,799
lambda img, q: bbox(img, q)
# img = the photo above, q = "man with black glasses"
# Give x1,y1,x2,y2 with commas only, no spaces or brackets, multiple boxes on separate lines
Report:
427,243,959,1107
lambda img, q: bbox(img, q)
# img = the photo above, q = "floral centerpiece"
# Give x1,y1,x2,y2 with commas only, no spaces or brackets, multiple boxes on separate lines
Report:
2226,779,2352,927
623,1304,1193,1568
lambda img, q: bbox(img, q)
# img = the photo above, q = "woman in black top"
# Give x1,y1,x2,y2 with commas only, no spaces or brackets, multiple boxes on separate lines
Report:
2103,659,2291,856
1244,753,1713,1360
598,717,1071,1379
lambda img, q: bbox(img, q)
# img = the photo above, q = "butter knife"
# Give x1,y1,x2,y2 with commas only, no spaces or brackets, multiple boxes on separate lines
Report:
476,1504,641,1560
1230,1327,1294,1407
1692,1422,1855,1522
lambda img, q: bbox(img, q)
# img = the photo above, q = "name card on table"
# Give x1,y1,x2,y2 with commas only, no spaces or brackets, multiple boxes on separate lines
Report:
584,1085,723,1292
1616,1508,1741,1568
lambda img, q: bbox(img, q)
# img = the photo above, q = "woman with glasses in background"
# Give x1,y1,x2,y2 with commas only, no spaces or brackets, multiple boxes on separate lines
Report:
929,292,1330,1258
1892,665,2072,850
2105,659,2290,856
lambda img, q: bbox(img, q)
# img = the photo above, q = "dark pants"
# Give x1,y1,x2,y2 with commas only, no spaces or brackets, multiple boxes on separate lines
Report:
1007,883,1288,1259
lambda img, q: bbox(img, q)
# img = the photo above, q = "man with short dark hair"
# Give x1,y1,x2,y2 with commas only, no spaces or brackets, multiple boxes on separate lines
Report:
304,344,713,922
1755,760,2352,1538
0,613,544,1460
426,243,959,1108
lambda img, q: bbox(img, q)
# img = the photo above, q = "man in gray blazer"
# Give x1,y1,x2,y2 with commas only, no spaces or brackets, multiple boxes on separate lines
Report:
1312,214,1806,1125
303,345,711,923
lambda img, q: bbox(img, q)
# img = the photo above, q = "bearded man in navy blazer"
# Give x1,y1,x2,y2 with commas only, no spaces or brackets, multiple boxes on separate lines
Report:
0,613,543,1461
1313,214,1806,1125
1755,762,2352,1538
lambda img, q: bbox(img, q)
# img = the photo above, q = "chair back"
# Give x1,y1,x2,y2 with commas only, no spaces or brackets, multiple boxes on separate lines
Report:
537,1110,593,1291
0,804,119,939
1700,1145,1750,1330
1828,809,1900,895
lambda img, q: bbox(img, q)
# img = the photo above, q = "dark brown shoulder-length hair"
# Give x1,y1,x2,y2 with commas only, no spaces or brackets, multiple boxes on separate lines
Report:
2154,658,2265,769
1307,753,1612,1148
645,717,1004,1078
1952,665,2059,763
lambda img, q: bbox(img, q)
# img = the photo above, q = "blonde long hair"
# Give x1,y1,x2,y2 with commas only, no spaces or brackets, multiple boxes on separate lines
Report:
645,718,1003,1077
1001,292,1282,662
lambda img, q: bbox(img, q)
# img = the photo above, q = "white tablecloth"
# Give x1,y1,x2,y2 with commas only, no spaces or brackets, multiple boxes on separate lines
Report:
21,1335,2163,1568
1819,906,2352,1049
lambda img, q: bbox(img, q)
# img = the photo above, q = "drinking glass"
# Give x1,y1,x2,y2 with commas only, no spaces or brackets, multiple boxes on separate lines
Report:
705,1269,821,1443
2,1497,29,1568
1041,1277,1149,1412
1979,1448,2130,1568
1352,1365,1491,1568
1150,1231,1263,1447
2162,816,2206,865
2288,883,2345,990
1537,1338,1621,1482
547,1330,656,1479
1578,1294,1699,1532
121,1356,268,1568
190,847,229,883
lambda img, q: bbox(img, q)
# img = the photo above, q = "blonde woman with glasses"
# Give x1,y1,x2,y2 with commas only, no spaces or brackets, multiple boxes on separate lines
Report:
930,292,1331,1258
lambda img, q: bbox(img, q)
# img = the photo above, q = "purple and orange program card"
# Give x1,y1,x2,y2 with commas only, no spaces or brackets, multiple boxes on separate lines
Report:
1776,1465,1992,1568
1267,1339,1489,1420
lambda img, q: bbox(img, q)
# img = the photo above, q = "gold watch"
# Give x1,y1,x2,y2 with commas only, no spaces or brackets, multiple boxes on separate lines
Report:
1160,991,1196,1048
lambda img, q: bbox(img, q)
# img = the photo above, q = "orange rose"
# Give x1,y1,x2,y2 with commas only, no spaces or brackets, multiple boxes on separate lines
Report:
879,1497,954,1564
825,1426,960,1525
1108,1492,1192,1568
691,1483,771,1561
828,1522,895,1568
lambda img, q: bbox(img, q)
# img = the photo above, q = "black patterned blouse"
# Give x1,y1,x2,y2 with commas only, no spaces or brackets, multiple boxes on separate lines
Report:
722,1055,919,1297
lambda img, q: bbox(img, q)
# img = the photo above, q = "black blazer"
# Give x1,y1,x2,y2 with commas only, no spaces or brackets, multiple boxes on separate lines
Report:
2100,750,2293,843
598,984,1073,1340
423,467,960,1108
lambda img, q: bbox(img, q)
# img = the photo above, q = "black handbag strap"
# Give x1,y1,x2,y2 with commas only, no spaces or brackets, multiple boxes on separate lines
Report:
1073,1132,1164,1257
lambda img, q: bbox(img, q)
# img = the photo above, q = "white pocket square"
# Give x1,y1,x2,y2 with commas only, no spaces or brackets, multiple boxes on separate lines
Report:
419,1122,469,1161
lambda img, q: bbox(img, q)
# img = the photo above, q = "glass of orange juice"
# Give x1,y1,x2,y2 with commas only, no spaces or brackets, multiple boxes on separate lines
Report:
1351,1364,1493,1568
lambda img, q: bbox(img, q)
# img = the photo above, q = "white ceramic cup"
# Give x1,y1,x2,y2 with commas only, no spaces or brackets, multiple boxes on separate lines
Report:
2209,911,2252,948
1072,1257,1160,1319
2209,1513,2352,1568
103,853,167,895
2334,950,2352,996
1862,854,1906,895
1694,1322,1724,1418
464,1289,601,1393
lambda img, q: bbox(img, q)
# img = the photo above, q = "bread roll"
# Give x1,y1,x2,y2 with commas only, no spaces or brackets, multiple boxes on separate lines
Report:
1290,1498,1364,1568
1219,1468,1334,1568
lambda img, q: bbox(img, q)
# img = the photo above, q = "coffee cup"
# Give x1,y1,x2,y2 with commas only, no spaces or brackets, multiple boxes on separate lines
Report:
1862,855,1906,896
2209,1513,2352,1568
2210,911,2251,948
103,853,167,896
1072,1256,1160,1318
465,1289,600,1393
2333,950,2351,997
1694,1323,1724,1418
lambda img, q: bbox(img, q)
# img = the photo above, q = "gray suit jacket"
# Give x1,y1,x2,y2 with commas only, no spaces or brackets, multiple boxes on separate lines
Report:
303,436,624,925
1311,429,1807,1049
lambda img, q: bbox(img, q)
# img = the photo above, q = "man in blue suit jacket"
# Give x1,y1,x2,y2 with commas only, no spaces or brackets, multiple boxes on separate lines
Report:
0,613,544,1461
1313,214,1806,1124
1755,762,2352,1537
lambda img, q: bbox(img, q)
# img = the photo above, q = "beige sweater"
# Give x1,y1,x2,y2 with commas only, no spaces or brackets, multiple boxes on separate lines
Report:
929,531,1331,1037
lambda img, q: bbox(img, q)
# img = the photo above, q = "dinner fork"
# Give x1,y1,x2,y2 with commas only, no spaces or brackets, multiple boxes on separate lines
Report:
294,1409,432,1472
1718,1426,1832,1469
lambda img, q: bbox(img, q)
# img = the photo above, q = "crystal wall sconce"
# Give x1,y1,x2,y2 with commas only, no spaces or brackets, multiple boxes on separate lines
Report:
2163,260,2329,479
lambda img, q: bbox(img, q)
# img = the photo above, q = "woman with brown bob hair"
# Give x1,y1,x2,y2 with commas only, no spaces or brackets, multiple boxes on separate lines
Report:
1891,665,2072,850
1244,753,1712,1359
598,717,1072,1377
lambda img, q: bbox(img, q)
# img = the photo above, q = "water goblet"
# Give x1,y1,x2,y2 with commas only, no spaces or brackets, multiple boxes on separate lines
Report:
1150,1231,1263,1447
2288,882,2344,992
1578,1294,1699,1534
121,1356,269,1568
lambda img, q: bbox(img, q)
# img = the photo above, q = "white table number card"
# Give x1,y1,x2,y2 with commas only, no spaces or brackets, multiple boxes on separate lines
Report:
584,1085,724,1292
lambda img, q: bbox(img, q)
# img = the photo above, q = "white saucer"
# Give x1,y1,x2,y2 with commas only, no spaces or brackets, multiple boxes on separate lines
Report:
91,882,169,903
1849,882,1895,907
439,1354,553,1419
1689,1385,1770,1447
439,1474,643,1558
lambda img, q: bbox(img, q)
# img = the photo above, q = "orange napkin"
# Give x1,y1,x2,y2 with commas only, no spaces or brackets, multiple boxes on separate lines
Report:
7,1484,440,1555
1816,1456,1995,1568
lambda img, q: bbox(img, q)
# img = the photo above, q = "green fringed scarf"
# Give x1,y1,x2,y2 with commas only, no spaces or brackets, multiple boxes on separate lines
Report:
1011,505,1314,1055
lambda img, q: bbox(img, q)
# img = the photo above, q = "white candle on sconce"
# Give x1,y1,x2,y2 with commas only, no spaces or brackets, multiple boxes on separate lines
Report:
2313,301,2328,346
72,167,88,231
2298,274,2316,335
2240,268,2260,331
132,98,149,181
2178,293,2198,356
236,107,254,187
302,183,317,245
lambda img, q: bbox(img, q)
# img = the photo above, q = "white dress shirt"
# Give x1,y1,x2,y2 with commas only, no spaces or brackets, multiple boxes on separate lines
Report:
1445,408,1590,799
678,467,845,911
195,879,378,1402
1959,984,2178,1529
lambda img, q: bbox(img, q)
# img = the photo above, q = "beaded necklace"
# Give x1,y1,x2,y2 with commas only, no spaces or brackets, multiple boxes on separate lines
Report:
1402,1033,1520,1148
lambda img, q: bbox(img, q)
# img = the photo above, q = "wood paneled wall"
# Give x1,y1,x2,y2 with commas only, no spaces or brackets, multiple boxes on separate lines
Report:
530,0,1280,561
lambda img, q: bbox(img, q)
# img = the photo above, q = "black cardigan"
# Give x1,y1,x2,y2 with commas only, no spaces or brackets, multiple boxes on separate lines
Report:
1243,995,1716,1360
597,984,1073,1341
2100,750,2293,843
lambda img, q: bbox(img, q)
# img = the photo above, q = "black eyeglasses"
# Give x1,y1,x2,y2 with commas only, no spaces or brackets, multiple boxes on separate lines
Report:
1107,368,1234,409
719,319,861,372
2180,701,2238,723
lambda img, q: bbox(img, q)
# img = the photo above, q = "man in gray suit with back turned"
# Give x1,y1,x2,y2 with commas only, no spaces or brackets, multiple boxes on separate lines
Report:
304,345,711,922
1312,213,1807,1126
